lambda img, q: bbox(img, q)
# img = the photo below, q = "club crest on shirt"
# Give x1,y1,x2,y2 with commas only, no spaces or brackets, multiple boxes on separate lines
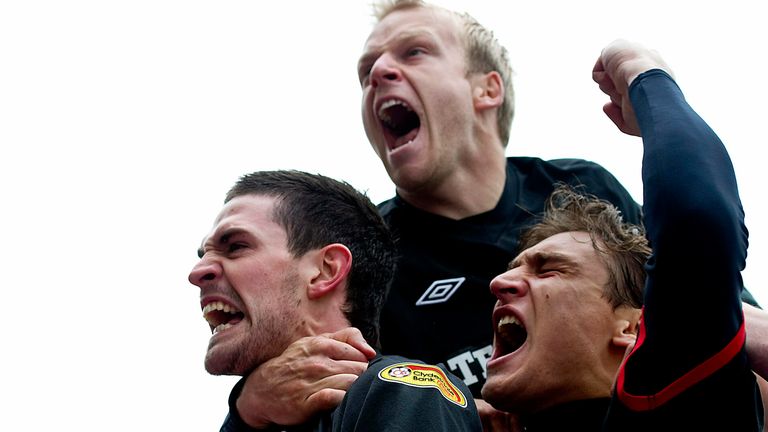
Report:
378,362,468,407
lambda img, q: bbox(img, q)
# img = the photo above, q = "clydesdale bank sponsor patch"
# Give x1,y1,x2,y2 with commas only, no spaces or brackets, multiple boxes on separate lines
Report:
378,363,468,407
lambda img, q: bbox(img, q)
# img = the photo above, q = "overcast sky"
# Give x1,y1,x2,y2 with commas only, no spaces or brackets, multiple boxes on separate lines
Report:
2,1,765,430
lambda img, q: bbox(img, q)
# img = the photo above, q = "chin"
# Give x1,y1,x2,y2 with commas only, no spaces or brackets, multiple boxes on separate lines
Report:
481,389,512,413
204,356,227,376
483,373,532,414
204,349,242,376
204,362,227,376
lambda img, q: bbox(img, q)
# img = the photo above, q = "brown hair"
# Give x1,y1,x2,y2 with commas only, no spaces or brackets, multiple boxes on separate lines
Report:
226,170,396,348
519,184,650,309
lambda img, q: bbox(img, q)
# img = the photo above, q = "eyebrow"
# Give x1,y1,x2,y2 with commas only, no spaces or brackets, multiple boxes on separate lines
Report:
358,29,438,73
508,250,573,270
196,228,241,258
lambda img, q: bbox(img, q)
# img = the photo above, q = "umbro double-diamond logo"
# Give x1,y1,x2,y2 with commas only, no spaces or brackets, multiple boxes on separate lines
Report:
415,277,466,306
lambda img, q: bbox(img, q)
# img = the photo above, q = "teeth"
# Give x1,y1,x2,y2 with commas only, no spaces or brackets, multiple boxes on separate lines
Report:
498,315,520,329
203,301,239,316
378,99,411,122
202,300,243,333
213,323,232,334
496,314,527,354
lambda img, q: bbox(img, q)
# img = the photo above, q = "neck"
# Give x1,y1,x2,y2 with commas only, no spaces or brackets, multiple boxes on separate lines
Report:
523,398,611,431
302,289,351,337
398,144,507,220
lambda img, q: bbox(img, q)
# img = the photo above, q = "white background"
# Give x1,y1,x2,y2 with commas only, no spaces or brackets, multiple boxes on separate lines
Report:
1,1,765,430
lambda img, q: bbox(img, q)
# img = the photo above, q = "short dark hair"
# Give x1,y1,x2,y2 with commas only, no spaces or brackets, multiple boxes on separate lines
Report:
519,184,650,309
226,170,396,347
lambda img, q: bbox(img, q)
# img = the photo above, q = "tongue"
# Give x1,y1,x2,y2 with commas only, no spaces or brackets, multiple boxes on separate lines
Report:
227,312,244,326
393,127,419,149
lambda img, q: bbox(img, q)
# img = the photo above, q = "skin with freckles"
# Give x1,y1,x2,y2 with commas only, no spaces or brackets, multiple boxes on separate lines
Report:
482,231,639,414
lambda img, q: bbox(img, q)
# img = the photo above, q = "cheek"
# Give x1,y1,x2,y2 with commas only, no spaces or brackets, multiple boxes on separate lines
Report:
538,291,604,334
231,267,275,301
537,285,573,307
225,262,257,285
562,301,616,343
361,92,375,124
431,79,472,113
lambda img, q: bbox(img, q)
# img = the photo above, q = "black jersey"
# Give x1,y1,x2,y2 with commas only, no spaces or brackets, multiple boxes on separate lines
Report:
378,157,643,396
220,355,481,432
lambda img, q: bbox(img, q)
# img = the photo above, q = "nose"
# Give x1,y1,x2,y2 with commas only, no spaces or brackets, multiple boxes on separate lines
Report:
489,269,529,301
188,255,221,288
369,53,402,88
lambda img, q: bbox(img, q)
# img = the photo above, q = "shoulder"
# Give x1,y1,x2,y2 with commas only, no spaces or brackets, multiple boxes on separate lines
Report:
505,156,642,224
506,156,627,192
508,156,615,176
332,355,481,431
377,196,398,219
362,356,472,408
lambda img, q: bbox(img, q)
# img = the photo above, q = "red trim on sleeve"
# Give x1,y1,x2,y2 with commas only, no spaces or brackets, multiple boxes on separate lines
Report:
616,310,746,411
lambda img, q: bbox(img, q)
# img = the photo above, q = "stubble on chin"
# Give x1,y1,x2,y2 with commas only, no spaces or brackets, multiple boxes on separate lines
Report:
205,300,302,376
204,270,305,376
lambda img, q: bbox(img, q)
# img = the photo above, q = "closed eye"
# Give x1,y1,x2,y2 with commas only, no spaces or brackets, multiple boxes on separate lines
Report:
538,267,562,278
227,243,247,254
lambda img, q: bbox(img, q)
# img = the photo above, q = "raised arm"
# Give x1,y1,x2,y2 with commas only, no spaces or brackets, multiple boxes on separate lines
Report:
595,39,760,430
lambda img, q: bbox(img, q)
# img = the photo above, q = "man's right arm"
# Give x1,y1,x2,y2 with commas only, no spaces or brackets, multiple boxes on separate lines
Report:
597,39,760,429
221,328,375,430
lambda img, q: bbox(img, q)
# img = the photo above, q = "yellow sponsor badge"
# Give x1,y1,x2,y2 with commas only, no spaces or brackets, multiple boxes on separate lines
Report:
378,363,468,407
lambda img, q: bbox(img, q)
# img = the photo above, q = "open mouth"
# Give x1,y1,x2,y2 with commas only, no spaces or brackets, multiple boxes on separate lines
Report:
203,301,244,334
378,99,420,149
496,315,527,356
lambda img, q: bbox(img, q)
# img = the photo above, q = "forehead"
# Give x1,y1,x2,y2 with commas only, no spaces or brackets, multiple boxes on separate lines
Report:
515,231,600,267
205,194,284,243
363,6,462,52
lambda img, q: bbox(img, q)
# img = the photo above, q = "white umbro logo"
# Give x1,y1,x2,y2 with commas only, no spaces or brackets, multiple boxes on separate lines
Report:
415,277,466,306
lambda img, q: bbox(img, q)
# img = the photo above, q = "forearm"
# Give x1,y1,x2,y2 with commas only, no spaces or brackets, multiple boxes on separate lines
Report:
633,69,744,253
632,70,746,314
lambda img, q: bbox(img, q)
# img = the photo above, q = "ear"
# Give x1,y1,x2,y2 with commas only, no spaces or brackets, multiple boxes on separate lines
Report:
472,71,504,111
611,307,641,349
306,243,352,300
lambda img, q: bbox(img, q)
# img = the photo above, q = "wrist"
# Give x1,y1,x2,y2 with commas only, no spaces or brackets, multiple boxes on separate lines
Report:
236,393,272,429
225,377,273,430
